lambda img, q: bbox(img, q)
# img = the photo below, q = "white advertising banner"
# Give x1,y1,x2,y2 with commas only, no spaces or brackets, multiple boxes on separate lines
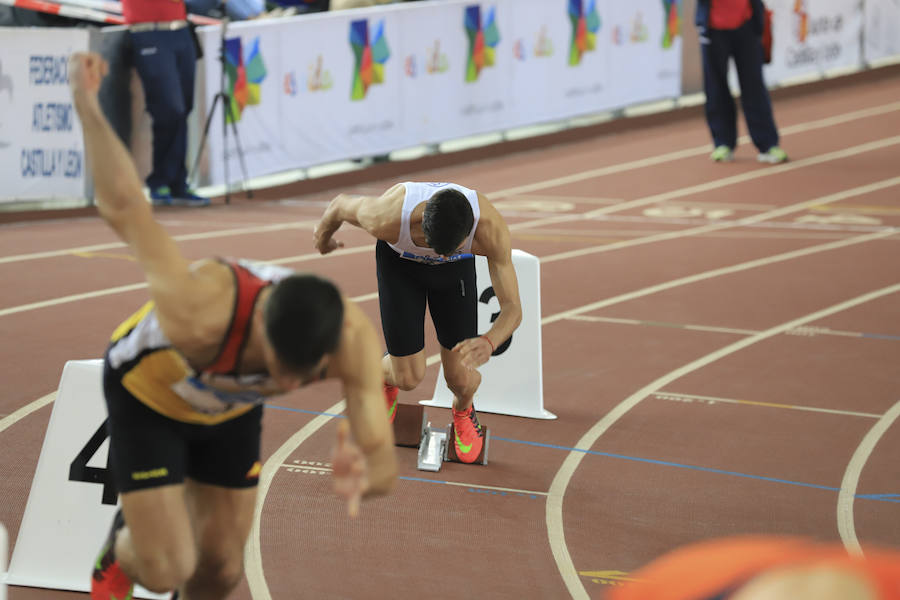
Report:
195,0,684,186
400,1,515,144
0,29,88,202
764,0,864,85
864,0,900,63
606,0,682,109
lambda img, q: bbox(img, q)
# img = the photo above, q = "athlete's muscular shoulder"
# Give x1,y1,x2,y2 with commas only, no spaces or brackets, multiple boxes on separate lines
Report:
359,182,405,242
472,193,511,258
154,258,236,357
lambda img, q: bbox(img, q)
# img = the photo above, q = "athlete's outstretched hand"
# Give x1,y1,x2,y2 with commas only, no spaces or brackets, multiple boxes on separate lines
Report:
332,420,368,518
452,335,493,370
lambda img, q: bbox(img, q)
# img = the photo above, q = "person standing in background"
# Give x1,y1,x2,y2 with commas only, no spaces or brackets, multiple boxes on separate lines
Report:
122,0,210,206
696,0,788,164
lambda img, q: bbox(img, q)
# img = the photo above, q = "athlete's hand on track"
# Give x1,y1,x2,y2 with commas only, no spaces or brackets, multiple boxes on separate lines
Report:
313,223,344,254
452,335,493,370
332,420,368,518
68,52,108,100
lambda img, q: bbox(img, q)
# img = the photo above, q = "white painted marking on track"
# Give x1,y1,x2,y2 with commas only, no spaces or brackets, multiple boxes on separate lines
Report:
0,393,56,434
545,284,900,599
837,400,900,556
656,391,882,419
0,221,316,265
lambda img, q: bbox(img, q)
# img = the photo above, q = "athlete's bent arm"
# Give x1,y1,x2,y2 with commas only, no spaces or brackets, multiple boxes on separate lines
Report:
332,301,398,505
313,183,404,253
454,199,523,369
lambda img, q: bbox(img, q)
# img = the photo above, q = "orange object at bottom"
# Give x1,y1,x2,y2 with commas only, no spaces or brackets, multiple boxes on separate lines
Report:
609,536,900,600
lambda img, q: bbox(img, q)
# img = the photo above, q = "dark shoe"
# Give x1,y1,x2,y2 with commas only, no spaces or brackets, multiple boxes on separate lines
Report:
170,188,210,207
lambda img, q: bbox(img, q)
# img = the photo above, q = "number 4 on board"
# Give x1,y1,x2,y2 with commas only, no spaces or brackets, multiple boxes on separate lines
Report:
68,419,117,505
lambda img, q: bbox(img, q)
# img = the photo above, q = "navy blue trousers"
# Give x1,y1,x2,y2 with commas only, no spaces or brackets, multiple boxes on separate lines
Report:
700,21,779,152
130,28,196,192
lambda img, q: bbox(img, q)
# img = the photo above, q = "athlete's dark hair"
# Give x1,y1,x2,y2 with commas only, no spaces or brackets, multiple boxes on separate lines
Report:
264,274,343,373
422,188,475,257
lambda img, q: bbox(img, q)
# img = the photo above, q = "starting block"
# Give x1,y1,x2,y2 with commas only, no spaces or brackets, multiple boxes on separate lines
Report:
392,403,427,447
416,423,490,471
416,423,448,471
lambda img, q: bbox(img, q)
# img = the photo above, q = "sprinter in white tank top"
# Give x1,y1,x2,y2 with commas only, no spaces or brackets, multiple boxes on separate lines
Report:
314,181,523,463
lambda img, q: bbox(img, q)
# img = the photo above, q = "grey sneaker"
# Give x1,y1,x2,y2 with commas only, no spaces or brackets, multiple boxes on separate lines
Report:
710,145,734,162
758,146,788,164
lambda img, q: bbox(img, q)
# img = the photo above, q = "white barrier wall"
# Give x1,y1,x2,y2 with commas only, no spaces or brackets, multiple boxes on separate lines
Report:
195,0,684,186
0,29,89,202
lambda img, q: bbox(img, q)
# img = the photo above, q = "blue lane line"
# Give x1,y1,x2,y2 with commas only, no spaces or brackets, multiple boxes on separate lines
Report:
856,494,900,503
267,405,896,503
862,332,900,341
267,404,346,419
492,436,898,503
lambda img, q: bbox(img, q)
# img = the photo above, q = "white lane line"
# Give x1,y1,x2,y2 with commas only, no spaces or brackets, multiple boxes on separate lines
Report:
4,101,898,266
837,400,900,556
566,314,760,336
278,463,549,497
244,399,346,600
3,168,897,321
0,392,56,435
655,391,882,419
485,102,900,200
541,228,898,326
0,248,375,318
540,163,900,265
546,283,900,600
0,221,316,265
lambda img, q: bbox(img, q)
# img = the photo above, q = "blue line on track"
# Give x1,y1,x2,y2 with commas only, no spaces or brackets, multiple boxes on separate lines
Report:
267,405,896,503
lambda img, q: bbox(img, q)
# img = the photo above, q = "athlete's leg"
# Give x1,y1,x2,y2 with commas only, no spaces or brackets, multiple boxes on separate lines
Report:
376,240,427,391
440,345,481,411
115,485,197,592
176,404,263,599
382,350,426,391
180,481,257,600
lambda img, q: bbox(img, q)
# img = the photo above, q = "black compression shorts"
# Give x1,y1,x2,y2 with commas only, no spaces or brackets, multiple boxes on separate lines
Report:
103,358,263,493
375,240,477,356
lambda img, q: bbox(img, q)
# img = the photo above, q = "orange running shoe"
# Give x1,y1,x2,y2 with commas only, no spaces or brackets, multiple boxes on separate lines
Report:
91,510,134,600
384,382,399,424
452,406,484,463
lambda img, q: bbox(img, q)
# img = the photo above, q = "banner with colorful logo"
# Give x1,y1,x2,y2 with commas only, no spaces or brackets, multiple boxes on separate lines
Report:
864,0,900,63
195,0,684,187
763,0,864,85
399,2,514,143
0,29,89,202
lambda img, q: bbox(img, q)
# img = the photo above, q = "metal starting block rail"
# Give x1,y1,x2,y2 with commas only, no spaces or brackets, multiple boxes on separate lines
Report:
416,424,448,472
391,403,490,471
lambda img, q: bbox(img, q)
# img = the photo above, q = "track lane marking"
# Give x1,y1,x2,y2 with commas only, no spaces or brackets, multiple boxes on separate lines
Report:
546,283,900,599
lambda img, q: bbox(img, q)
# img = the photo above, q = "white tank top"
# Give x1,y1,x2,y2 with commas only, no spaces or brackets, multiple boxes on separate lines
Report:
387,182,481,264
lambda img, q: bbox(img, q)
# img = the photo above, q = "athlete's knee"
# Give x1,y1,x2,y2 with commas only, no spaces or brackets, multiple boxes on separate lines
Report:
444,368,479,398
135,548,197,593
390,358,425,391
191,551,245,593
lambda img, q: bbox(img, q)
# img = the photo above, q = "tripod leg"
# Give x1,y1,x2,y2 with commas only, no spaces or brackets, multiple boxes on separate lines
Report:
189,92,222,185
222,96,253,200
